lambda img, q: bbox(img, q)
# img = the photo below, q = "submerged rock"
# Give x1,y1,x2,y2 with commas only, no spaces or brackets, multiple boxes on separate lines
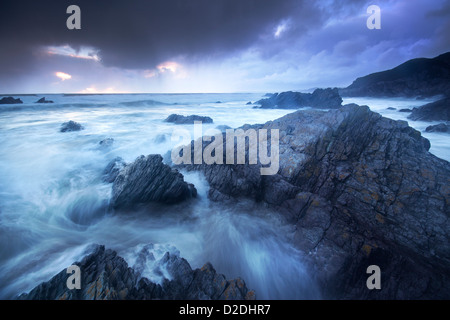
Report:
426,123,449,133
408,98,450,121
18,244,254,300
102,157,126,183
60,120,84,132
0,96,23,104
111,154,196,209
99,138,114,148
153,134,167,144
256,88,342,109
177,104,450,299
165,114,213,124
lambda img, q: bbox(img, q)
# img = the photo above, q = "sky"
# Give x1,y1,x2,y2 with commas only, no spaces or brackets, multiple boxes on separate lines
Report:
0,0,449,93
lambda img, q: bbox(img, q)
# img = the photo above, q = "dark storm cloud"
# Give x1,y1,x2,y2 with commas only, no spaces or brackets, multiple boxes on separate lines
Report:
0,0,306,73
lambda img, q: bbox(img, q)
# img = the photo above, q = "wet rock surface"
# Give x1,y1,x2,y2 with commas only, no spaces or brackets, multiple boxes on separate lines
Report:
178,104,450,299
111,154,197,209
18,244,254,300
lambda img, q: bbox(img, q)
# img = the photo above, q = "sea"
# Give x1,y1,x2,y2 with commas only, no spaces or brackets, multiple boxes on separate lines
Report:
0,93,448,299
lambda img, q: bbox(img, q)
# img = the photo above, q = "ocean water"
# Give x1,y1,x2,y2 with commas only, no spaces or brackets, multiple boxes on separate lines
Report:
0,93,447,299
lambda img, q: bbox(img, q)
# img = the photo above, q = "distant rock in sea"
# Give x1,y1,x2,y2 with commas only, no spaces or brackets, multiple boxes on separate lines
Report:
111,154,197,209
256,88,342,109
18,244,254,300
35,97,53,103
0,96,23,104
340,51,450,98
398,108,413,112
165,114,213,124
60,120,84,132
246,101,252,105
408,98,450,121
99,138,114,148
177,104,450,299
215,125,232,132
425,123,449,133
387,107,396,110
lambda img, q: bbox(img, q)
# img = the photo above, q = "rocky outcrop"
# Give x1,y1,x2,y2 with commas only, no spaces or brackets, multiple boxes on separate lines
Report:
60,120,84,132
426,123,449,133
0,96,23,104
408,98,450,121
165,114,213,124
176,104,450,299
340,52,450,98
18,244,254,300
111,154,197,209
35,97,54,103
256,88,342,109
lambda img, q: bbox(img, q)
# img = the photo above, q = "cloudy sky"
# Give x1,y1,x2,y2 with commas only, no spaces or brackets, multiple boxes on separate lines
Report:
0,0,449,93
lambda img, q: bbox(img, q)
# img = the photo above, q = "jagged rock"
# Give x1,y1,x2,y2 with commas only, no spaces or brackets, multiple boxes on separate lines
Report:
35,97,54,103
408,98,450,121
0,96,23,104
60,121,84,132
102,157,126,183
18,244,254,300
340,52,450,98
246,101,252,105
256,88,342,109
165,114,213,124
426,123,449,133
111,154,196,209
177,104,450,299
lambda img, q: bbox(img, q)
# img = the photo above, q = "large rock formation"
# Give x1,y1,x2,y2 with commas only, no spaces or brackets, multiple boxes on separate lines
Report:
176,104,450,299
340,52,450,98
256,88,342,109
18,244,254,300
111,154,197,209
165,114,213,124
408,98,450,121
